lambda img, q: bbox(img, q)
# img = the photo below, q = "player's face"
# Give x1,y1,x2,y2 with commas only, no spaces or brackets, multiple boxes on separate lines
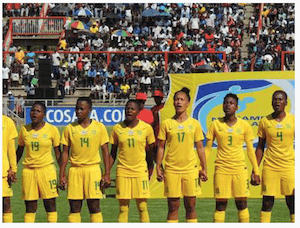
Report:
223,97,238,116
125,102,140,122
272,92,287,112
76,101,91,121
30,104,45,124
174,92,190,113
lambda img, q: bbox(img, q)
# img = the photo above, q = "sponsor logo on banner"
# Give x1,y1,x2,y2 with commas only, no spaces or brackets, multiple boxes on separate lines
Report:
192,79,295,146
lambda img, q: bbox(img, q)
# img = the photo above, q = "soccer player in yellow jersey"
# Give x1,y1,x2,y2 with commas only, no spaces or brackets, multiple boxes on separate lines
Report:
16,102,61,223
109,99,155,223
60,97,110,223
2,115,18,223
254,90,295,223
156,87,208,223
205,93,260,223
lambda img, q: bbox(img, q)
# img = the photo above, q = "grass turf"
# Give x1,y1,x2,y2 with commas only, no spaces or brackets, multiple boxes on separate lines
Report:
9,126,291,222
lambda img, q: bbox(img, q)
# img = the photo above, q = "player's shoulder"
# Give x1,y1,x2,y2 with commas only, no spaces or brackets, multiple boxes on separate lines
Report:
286,112,295,121
92,120,106,129
138,119,153,130
237,117,251,126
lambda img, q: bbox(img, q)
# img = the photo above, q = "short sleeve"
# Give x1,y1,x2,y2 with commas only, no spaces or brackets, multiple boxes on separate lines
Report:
194,121,204,142
109,126,118,145
8,118,18,140
52,126,61,147
99,123,109,146
157,121,167,141
18,127,25,147
146,125,156,145
257,119,266,139
244,121,255,142
61,125,70,146
205,121,216,140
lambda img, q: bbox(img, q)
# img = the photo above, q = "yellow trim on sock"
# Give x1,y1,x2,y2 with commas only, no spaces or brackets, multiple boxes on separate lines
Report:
3,213,13,223
47,211,57,223
260,211,271,223
90,212,103,223
214,210,225,223
118,205,129,223
167,220,178,223
238,208,249,223
186,219,197,223
137,201,150,223
68,213,81,223
24,213,36,223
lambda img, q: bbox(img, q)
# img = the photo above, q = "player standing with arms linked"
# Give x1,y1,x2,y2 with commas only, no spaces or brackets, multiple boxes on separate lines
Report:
60,97,110,223
2,115,18,223
253,90,294,223
205,93,260,222
16,102,61,223
156,87,208,223
109,99,155,222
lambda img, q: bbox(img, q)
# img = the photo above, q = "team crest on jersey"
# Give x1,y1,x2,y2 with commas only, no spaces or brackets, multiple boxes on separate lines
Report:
188,125,193,130
91,130,97,135
43,134,47,138
81,130,88,135
128,130,134,136
286,124,291,129
32,133,38,138
236,128,242,134
276,124,283,129
137,130,142,136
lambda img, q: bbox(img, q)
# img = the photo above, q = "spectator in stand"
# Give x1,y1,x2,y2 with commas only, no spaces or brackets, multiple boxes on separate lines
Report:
89,22,99,39
57,74,65,99
15,46,25,64
3,63,10,94
11,60,21,87
120,81,130,102
76,56,84,84
21,63,30,86
58,36,68,50
51,50,61,79
70,76,76,95
87,66,97,87
7,92,15,113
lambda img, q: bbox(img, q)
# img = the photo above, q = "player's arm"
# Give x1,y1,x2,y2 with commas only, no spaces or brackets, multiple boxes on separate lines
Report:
109,144,118,171
195,140,208,182
255,137,266,167
16,145,25,164
59,145,69,190
7,138,17,183
146,143,155,180
246,140,260,186
54,145,61,165
156,139,165,181
101,142,111,187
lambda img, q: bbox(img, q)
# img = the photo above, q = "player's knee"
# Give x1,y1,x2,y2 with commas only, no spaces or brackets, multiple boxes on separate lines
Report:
25,200,38,213
235,199,247,210
168,199,180,212
261,196,274,211
285,195,295,214
44,198,56,212
137,201,148,212
216,200,227,211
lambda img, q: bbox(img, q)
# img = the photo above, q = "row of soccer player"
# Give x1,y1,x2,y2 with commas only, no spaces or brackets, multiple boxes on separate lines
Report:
2,88,294,223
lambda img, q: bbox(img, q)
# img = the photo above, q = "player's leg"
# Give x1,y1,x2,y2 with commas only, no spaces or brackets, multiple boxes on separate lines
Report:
68,200,83,223
183,196,197,222
285,193,295,223
118,199,130,223
43,198,57,223
87,199,103,223
24,200,38,223
182,171,201,222
213,173,231,223
167,197,180,222
3,176,14,223
235,198,249,222
233,172,250,222
281,169,295,222
3,197,13,223
136,198,149,222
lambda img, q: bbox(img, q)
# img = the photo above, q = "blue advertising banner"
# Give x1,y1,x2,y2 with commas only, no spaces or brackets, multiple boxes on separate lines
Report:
25,106,126,126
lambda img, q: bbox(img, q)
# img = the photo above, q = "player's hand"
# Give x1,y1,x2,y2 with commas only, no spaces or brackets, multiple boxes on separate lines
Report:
7,169,17,186
250,172,261,186
156,166,164,182
199,170,208,182
59,175,67,190
101,174,111,188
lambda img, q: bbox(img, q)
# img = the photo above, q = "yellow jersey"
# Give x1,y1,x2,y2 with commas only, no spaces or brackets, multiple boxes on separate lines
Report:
158,117,204,173
206,117,254,174
257,112,295,171
18,122,60,168
110,120,155,177
61,120,109,166
2,115,18,177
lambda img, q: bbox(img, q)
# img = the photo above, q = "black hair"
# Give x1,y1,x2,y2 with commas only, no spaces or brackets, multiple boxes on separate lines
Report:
223,93,239,105
77,97,92,109
273,90,288,100
173,87,191,101
126,99,141,111
31,101,46,113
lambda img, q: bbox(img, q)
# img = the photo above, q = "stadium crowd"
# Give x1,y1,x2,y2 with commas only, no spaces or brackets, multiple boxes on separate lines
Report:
2,3,295,99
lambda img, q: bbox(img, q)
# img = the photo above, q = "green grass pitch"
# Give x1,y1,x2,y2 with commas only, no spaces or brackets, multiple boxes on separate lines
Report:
9,126,291,222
